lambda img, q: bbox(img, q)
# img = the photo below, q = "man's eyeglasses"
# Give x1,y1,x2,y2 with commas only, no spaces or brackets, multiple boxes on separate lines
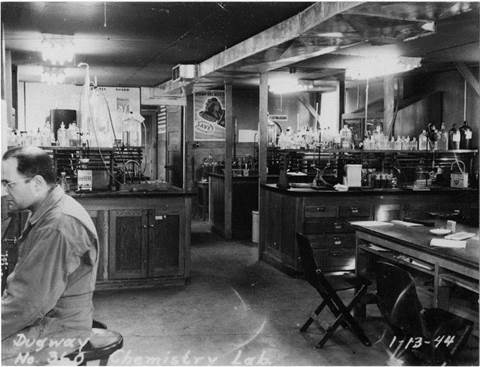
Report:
1,177,33,190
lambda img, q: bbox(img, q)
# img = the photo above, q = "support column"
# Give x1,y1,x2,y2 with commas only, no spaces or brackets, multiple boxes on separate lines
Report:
224,83,233,239
338,72,345,128
258,72,268,258
384,75,395,137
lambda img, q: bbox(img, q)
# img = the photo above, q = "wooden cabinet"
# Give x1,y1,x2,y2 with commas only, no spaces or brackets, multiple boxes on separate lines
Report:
77,192,192,290
260,185,476,275
108,208,183,280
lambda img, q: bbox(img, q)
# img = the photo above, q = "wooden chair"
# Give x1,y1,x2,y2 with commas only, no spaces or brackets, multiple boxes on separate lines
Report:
375,261,474,365
66,320,123,366
296,232,372,348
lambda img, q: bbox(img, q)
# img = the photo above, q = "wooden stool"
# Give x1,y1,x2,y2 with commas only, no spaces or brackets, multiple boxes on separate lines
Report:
66,321,123,366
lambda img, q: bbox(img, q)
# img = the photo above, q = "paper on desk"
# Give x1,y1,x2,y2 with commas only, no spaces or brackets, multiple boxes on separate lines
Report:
391,220,423,227
352,221,394,227
430,238,466,249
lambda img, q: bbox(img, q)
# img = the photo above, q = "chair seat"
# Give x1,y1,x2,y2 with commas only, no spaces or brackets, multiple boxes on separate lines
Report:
324,272,371,291
66,328,123,363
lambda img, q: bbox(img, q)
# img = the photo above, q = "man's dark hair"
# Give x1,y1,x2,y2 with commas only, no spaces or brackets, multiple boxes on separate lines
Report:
2,146,56,185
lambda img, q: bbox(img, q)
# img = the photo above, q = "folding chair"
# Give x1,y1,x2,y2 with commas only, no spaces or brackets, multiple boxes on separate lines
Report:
375,261,473,365
296,232,372,348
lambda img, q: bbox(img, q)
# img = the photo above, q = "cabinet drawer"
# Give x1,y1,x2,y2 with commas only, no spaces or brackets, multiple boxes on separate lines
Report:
304,205,337,218
339,205,370,218
313,249,355,272
308,233,356,249
303,219,349,234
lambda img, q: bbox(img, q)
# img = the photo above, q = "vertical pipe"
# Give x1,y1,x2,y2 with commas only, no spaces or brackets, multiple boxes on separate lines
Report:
224,83,233,239
463,80,467,121
258,72,268,259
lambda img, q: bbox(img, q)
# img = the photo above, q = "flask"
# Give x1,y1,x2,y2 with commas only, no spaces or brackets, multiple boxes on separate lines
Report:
448,124,460,150
459,120,473,149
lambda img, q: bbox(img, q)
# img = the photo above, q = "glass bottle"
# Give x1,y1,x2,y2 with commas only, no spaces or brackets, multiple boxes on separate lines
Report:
57,122,68,147
59,172,70,192
449,124,460,150
438,123,448,151
459,120,473,149
418,130,428,150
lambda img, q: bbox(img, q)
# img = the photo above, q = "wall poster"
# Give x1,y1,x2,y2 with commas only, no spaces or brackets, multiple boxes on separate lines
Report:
194,91,225,141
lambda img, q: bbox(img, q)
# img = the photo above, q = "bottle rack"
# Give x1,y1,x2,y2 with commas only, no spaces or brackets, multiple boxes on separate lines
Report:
42,146,144,189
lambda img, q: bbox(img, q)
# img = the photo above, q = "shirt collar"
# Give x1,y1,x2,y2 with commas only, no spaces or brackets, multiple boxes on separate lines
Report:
28,185,64,227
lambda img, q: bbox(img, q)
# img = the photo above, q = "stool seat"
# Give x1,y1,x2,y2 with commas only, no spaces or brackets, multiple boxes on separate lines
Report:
66,328,123,365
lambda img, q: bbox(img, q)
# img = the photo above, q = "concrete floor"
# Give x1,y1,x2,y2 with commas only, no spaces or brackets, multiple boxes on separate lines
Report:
93,221,478,366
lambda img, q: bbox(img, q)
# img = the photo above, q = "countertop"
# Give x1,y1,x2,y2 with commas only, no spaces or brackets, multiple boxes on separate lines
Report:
69,187,195,198
261,183,479,196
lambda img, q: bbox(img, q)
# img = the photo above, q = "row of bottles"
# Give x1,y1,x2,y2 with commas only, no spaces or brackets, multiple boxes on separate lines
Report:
7,122,88,148
364,121,474,151
449,121,473,150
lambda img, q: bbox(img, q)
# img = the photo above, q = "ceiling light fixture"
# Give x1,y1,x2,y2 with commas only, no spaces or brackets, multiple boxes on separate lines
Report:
269,75,307,95
41,35,75,65
346,56,422,80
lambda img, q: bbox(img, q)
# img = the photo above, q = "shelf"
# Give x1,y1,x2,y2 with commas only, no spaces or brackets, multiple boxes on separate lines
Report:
273,148,478,154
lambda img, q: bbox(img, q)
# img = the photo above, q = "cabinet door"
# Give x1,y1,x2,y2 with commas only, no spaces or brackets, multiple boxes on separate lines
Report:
109,209,148,279
148,210,183,277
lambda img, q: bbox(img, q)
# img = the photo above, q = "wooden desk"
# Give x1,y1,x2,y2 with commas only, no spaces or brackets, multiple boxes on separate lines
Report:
351,221,479,313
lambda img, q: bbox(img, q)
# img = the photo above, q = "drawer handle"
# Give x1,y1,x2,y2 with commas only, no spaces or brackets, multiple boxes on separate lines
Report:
316,207,326,212
333,238,342,246
334,222,342,230
351,207,359,214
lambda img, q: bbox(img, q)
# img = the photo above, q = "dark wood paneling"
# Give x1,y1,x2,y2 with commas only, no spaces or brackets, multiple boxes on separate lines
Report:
109,209,147,279
149,214,180,276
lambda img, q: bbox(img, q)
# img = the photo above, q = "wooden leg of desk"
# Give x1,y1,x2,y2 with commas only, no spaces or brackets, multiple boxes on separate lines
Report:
354,235,367,319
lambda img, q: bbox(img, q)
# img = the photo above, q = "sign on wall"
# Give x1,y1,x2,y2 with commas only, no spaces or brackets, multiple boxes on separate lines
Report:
194,91,225,141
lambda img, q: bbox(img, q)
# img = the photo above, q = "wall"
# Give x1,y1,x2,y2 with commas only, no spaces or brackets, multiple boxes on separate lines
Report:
189,88,319,182
344,69,479,147
17,82,141,134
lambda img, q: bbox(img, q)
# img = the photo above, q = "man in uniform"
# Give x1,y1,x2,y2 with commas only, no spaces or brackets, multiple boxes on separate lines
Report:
1,146,98,364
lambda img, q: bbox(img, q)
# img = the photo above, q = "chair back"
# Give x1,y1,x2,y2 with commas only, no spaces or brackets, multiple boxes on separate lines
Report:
375,261,423,337
296,233,335,298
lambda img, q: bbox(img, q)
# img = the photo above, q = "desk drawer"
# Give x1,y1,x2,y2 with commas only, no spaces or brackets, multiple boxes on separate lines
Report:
313,248,355,272
309,233,356,249
303,219,348,234
339,205,370,218
305,205,337,218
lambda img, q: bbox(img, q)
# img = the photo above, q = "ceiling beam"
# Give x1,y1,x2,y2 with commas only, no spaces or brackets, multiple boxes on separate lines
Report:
197,2,363,78
455,62,480,97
